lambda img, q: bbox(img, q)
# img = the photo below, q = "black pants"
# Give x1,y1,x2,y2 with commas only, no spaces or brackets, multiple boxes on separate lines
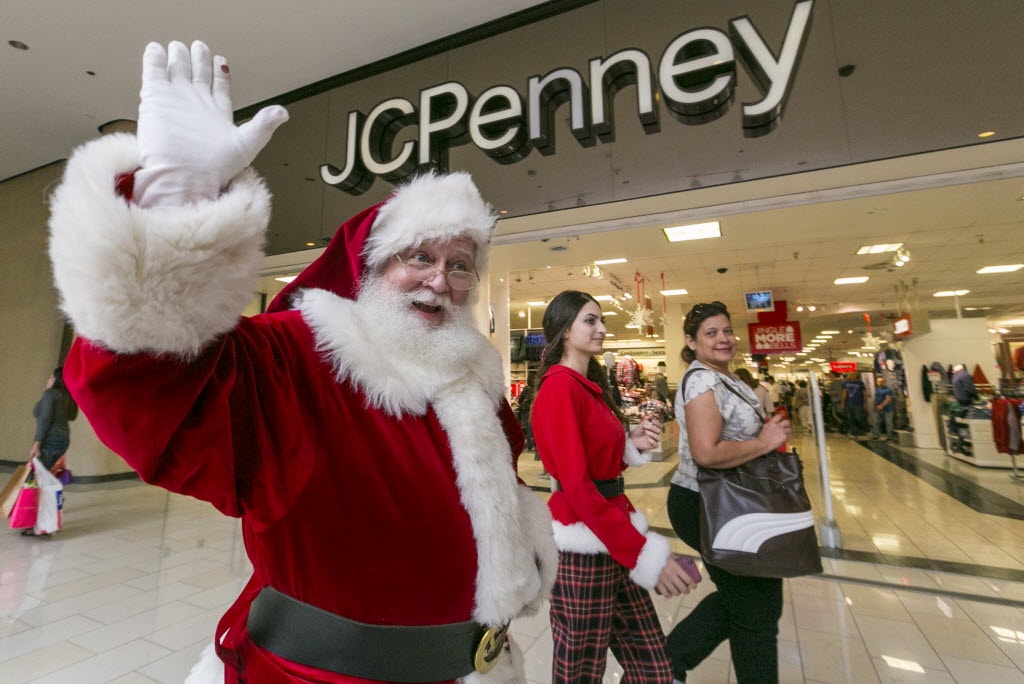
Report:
666,484,783,683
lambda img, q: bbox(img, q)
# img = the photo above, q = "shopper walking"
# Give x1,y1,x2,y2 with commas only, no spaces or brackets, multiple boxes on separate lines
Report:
531,290,695,684
666,300,790,683
29,367,77,471
841,372,867,438
869,375,896,441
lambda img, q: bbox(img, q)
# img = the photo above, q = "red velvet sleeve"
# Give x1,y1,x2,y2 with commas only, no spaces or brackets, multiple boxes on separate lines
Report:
63,311,318,526
532,374,646,568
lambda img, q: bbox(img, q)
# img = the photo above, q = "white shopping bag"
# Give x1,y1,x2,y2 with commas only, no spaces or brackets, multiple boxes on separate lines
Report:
30,457,63,535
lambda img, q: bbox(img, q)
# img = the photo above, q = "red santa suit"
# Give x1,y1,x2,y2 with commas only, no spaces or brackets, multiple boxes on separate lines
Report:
48,134,557,683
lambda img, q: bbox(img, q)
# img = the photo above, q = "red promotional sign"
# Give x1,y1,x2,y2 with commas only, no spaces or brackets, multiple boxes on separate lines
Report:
893,314,912,338
747,322,802,354
830,362,857,373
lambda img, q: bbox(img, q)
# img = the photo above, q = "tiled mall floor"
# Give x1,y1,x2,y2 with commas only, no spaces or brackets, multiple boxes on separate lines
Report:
6,428,1024,682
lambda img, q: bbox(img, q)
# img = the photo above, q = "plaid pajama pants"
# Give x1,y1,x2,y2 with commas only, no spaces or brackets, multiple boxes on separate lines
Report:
550,551,673,683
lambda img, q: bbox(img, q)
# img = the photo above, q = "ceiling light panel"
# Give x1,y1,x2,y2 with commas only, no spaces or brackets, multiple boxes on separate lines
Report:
660,289,689,296
594,258,627,265
663,221,721,242
835,276,869,284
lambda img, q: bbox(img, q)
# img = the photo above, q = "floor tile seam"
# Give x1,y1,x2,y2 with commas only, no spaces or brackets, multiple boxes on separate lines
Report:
908,610,1024,670
647,525,1024,601
864,441,1024,520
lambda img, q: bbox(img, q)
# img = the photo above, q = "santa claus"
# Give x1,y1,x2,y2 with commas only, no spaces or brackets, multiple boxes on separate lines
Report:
47,40,556,683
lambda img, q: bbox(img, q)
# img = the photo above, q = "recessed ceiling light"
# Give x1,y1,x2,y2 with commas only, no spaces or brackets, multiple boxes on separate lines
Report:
977,264,1023,274
594,258,627,265
964,306,991,311
977,131,996,138
275,275,297,283
593,295,615,301
933,290,970,297
821,330,840,334
835,276,869,284
605,333,615,337
305,242,315,247
856,243,903,255
518,311,526,318
527,301,547,306
663,221,721,242
660,289,689,296
603,311,618,316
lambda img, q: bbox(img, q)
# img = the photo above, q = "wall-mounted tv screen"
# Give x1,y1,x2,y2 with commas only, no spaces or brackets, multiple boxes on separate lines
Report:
744,290,774,313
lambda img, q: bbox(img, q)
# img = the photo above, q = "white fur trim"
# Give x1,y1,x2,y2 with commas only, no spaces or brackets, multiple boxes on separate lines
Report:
552,510,649,554
300,289,549,626
184,642,222,684
623,438,651,467
516,484,557,616
48,133,270,356
629,532,672,590
364,170,496,273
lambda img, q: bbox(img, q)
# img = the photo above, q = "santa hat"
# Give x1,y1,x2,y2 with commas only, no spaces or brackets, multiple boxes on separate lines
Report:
267,171,495,313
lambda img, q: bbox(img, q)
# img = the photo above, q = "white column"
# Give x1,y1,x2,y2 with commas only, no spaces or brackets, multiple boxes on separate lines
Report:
484,272,512,400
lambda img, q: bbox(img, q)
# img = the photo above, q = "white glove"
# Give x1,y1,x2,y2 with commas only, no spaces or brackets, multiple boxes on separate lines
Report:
134,40,289,208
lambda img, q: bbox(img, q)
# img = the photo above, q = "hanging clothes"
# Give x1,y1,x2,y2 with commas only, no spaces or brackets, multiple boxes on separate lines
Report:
992,398,1023,455
615,356,640,388
921,365,933,403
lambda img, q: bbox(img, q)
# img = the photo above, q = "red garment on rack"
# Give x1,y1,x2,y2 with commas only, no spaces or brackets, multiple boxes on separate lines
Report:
992,398,1023,455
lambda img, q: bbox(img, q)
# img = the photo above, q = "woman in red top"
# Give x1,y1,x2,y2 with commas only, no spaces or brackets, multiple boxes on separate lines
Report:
531,290,695,683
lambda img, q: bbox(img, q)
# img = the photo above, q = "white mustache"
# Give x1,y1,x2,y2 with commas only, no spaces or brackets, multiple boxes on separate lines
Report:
408,291,453,308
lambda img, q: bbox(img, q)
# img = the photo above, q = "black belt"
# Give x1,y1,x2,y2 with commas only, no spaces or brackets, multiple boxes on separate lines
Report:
550,475,625,498
246,586,508,682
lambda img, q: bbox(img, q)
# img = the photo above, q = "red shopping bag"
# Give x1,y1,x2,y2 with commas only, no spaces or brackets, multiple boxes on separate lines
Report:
9,483,39,529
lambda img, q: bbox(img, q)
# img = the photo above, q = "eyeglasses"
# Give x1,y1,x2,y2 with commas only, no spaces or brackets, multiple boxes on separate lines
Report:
395,254,479,291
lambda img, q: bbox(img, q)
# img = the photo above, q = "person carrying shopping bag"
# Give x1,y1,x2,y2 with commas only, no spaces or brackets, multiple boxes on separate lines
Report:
665,301,790,683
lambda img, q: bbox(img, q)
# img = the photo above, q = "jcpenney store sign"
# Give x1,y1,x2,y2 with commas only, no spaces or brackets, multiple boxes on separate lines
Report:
321,0,813,194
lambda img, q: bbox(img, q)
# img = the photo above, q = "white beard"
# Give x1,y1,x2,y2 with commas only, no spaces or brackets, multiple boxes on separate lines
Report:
297,277,498,417
354,273,483,370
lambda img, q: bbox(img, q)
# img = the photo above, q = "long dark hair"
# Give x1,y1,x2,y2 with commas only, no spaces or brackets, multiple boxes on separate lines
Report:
680,300,731,363
533,290,626,427
50,366,79,421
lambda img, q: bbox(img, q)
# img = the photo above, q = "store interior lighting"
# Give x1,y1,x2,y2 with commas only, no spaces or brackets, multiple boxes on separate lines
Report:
663,221,721,242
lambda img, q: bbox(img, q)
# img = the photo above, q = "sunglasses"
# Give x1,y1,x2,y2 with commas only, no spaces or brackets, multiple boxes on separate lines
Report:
690,301,728,317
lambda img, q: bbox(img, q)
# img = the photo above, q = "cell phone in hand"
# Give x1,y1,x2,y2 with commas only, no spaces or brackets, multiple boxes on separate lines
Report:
675,556,702,584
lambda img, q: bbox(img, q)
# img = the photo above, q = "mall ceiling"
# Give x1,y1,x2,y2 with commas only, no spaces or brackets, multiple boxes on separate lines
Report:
6,1,1024,356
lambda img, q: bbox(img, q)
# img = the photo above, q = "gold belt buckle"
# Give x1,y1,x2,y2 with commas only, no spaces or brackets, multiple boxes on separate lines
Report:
473,623,510,674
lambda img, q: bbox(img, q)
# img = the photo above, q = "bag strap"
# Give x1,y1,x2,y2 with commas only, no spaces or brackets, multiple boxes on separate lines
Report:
682,366,766,421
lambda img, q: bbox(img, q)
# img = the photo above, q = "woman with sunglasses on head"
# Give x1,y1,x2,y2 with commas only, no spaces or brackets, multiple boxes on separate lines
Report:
531,290,696,684
665,301,790,684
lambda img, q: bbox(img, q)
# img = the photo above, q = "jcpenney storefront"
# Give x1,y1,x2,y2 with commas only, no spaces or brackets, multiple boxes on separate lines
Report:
250,0,1023,452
